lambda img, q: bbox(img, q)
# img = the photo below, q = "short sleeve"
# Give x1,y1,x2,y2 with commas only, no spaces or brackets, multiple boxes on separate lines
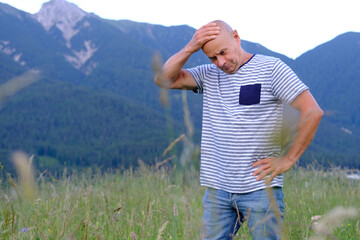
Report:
186,64,212,94
271,60,308,104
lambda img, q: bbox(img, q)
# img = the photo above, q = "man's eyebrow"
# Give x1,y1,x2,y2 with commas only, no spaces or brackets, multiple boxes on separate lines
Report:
208,48,228,60
218,48,227,54
214,48,227,56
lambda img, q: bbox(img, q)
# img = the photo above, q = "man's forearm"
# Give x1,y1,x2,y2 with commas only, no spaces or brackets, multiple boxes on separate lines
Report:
155,47,193,87
285,107,323,164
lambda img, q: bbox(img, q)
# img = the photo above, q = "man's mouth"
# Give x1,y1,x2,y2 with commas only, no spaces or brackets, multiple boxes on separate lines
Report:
222,64,229,71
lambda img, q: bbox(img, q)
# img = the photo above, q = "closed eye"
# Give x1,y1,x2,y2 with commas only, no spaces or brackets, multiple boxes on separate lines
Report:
208,48,227,61
219,49,227,55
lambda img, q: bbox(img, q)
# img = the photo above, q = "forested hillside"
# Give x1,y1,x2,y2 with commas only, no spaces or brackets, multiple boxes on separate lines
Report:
293,32,360,167
0,76,185,172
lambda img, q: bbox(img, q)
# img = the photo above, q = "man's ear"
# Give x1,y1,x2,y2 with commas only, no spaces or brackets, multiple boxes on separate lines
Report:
233,30,241,44
232,30,239,38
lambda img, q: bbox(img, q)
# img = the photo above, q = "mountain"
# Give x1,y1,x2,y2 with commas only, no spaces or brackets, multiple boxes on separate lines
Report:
0,0,359,172
0,0,185,172
0,2,83,82
293,32,360,167
295,32,360,124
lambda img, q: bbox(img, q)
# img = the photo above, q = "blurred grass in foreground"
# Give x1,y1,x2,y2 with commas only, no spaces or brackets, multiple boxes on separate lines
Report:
0,162,359,239
0,70,40,104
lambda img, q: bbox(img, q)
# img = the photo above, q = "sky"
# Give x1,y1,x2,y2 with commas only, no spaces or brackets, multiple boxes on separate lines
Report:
1,0,360,59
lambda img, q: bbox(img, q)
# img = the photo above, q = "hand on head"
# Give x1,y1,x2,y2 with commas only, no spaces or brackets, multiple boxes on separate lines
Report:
186,22,220,54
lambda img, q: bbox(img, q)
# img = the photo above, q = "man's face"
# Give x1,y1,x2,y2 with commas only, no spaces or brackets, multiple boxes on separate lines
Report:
202,30,241,74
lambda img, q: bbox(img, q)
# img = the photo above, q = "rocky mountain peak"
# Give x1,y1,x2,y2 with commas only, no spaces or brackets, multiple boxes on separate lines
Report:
34,0,87,47
33,0,98,72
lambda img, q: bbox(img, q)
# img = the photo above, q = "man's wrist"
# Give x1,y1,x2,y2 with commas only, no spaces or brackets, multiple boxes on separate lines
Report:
183,44,199,55
284,154,298,164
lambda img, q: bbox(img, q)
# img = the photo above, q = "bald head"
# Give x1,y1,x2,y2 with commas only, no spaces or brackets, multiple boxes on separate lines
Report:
202,20,238,52
201,20,237,51
210,20,234,38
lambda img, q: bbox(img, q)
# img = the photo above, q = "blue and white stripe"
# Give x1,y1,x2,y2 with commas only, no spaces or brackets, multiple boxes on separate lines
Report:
187,54,308,193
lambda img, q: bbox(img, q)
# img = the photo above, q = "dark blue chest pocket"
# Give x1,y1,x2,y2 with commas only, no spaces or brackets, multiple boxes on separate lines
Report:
239,84,261,105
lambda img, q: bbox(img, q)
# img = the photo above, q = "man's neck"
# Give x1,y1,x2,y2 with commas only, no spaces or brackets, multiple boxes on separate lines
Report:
238,52,254,69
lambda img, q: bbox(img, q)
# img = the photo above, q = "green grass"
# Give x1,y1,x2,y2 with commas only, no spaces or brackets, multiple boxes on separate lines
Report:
0,165,359,239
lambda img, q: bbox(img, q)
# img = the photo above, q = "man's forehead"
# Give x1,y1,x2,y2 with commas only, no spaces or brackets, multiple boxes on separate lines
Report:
203,34,229,55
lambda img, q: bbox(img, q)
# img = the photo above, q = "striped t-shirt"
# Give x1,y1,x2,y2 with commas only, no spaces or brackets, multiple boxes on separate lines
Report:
187,54,308,193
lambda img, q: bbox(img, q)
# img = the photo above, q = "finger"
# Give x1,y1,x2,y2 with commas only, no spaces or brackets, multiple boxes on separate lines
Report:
253,160,273,175
252,161,261,168
252,159,266,167
253,163,272,177
255,157,275,165
253,169,260,176
256,168,272,181
198,23,219,32
199,25,220,35
204,22,217,27
269,172,277,181
200,30,220,41
265,171,279,184
201,22,219,30
195,28,219,42
253,164,266,176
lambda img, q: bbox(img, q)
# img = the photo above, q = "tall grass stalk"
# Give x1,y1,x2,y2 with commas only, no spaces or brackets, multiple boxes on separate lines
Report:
1,163,359,239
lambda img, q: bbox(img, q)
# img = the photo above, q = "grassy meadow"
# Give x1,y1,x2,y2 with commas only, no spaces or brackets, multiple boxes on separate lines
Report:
0,156,359,240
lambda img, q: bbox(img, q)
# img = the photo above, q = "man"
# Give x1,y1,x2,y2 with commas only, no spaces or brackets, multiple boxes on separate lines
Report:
154,20,323,239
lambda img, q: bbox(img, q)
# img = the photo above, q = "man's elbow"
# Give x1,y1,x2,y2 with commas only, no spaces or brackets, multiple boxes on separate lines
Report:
154,74,170,89
318,108,324,118
154,74,162,87
312,106,324,123
302,105,324,126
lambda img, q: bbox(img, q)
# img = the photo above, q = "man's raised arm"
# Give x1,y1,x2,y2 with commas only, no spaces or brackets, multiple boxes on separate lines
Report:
154,23,220,90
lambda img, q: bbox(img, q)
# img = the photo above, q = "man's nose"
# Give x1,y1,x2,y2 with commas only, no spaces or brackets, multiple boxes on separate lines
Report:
217,56,226,67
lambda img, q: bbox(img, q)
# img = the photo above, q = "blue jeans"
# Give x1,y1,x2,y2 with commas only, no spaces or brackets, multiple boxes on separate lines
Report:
201,187,284,240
